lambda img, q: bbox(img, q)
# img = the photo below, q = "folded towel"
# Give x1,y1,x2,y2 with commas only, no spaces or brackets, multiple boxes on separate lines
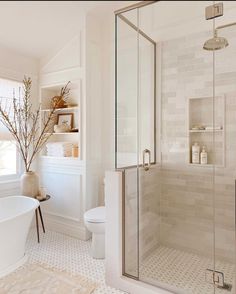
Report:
47,150,72,157
46,142,77,157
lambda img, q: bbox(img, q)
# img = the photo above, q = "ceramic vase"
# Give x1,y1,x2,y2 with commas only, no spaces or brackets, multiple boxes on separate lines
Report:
20,171,39,198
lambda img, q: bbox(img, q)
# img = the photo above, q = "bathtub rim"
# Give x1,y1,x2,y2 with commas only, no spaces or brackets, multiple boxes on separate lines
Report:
0,195,39,224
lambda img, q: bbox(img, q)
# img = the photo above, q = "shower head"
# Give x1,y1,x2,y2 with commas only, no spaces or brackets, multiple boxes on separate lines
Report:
203,31,229,51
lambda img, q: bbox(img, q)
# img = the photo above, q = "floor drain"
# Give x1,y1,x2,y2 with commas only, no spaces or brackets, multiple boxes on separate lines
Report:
218,283,232,291
205,269,232,291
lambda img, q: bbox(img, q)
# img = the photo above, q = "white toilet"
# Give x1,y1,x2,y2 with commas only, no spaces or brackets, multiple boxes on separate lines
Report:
84,206,105,259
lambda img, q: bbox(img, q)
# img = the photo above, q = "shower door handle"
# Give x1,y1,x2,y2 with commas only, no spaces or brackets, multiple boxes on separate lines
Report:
143,149,151,171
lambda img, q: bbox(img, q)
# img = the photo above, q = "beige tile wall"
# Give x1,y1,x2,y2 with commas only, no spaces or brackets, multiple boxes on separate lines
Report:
139,165,161,260
123,28,236,274
124,165,161,275
160,29,236,263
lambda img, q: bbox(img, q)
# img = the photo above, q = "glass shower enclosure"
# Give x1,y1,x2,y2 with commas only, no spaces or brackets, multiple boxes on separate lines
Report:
115,1,236,293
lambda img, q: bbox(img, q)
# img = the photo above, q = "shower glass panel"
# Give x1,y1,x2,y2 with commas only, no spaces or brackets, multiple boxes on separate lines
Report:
116,6,156,278
116,9,138,170
116,9,139,277
115,10,156,169
214,3,236,292
137,2,216,293
116,1,236,293
138,35,156,164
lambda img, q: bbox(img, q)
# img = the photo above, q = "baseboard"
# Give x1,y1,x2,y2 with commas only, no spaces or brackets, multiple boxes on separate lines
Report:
42,212,91,241
0,255,28,278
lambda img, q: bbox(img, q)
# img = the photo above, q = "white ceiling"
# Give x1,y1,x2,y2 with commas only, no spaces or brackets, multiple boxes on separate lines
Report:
124,1,236,42
0,1,133,60
2,1,236,60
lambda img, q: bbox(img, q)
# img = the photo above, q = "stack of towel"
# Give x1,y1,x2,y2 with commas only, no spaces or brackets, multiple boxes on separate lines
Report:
46,142,74,157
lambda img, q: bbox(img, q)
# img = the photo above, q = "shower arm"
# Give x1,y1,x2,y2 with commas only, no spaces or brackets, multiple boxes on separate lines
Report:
216,21,236,31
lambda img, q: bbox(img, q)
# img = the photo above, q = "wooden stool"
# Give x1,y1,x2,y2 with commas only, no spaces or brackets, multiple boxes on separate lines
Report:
35,195,50,243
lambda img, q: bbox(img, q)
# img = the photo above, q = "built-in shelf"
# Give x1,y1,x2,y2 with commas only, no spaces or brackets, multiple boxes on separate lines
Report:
39,155,81,165
189,129,223,133
40,155,80,160
189,163,224,168
45,132,79,135
41,106,79,112
40,80,80,90
189,163,213,167
188,96,225,167
40,80,80,158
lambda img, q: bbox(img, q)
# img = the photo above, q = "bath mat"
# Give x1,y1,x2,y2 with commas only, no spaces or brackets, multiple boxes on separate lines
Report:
0,263,97,294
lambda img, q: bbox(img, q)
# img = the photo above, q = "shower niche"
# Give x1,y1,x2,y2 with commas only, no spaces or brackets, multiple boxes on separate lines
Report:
188,96,225,166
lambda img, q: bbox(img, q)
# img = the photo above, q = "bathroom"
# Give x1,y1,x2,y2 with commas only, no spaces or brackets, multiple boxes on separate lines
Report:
0,1,235,294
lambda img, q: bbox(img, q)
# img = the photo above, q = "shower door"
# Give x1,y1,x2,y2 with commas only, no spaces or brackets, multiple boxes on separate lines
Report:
137,3,217,293
116,1,236,294
214,4,236,293
115,6,157,279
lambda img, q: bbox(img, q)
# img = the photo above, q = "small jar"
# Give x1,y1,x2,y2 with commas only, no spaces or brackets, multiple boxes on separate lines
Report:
72,145,79,157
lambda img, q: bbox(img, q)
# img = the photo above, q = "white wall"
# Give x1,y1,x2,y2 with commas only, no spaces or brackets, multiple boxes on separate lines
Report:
85,12,103,206
38,12,105,239
84,10,116,205
101,14,115,172
0,45,39,197
38,17,88,239
0,45,38,79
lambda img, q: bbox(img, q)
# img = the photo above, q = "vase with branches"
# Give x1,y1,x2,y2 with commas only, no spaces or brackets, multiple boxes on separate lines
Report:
0,77,70,197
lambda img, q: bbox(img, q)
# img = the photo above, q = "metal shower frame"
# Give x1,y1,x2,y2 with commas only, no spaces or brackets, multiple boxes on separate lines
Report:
115,0,157,170
114,0,159,282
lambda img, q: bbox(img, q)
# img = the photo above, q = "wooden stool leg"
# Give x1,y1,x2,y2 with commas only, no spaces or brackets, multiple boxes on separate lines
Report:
38,206,45,233
35,209,40,243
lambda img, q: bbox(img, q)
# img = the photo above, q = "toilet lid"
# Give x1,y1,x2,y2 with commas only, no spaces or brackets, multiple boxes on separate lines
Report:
84,206,106,223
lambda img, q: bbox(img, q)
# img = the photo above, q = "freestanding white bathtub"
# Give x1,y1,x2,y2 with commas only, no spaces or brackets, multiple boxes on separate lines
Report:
0,196,39,277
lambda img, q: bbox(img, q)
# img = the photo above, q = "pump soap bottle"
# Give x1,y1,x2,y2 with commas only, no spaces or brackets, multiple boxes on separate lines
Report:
200,146,208,165
192,142,200,164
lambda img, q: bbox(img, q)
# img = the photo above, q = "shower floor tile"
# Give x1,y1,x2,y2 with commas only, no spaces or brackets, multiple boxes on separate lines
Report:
25,230,235,294
26,229,126,294
140,245,235,294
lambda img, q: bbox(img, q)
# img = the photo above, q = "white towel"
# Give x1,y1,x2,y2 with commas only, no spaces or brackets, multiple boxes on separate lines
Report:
46,142,76,157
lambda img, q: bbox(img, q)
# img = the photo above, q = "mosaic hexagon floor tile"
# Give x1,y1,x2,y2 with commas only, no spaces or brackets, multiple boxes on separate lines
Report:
26,229,235,294
26,229,126,294
140,246,235,294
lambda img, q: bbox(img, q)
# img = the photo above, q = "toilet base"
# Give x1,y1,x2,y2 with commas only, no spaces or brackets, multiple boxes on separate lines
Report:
91,233,105,259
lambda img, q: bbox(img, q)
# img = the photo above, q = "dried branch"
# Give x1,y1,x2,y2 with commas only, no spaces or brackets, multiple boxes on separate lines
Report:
0,77,70,172
60,81,71,102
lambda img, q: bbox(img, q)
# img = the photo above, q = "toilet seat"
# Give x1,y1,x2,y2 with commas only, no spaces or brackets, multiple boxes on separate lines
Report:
84,206,105,223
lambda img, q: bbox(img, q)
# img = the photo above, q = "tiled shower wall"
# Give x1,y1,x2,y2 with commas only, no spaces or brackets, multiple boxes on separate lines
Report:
139,166,161,260
160,28,236,262
124,166,161,274
123,28,236,271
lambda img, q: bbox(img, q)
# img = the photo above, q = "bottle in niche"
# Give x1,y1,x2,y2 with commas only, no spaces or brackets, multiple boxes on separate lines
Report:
200,146,208,165
192,142,200,164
